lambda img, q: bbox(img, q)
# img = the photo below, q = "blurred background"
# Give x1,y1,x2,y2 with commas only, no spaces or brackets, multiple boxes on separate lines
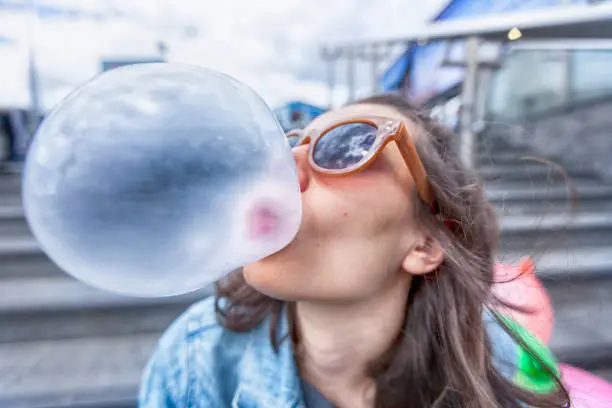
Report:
2,0,612,407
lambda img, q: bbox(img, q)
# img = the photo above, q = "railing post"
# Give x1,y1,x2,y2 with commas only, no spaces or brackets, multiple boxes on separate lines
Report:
320,47,341,109
459,36,480,169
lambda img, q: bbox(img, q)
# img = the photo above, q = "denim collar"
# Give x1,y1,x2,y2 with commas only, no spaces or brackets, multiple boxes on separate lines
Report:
233,307,305,408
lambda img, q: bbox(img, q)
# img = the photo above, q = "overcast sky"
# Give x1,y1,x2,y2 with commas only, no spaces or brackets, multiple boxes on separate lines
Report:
0,0,447,112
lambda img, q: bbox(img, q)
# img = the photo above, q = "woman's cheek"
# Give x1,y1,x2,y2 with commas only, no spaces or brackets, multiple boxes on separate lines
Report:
312,169,386,191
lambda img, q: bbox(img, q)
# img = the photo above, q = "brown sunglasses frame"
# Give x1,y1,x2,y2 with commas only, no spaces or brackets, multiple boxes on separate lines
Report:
287,116,434,206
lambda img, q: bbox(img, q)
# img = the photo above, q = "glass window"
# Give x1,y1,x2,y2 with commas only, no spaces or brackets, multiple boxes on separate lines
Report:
571,50,612,102
487,49,567,121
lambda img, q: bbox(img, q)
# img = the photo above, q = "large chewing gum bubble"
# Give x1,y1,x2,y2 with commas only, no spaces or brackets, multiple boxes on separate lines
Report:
22,63,302,297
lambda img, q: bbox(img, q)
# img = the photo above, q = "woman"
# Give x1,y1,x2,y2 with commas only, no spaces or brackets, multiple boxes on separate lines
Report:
139,94,570,407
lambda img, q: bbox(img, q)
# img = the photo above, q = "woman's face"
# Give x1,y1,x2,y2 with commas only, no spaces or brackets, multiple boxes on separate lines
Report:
243,103,440,302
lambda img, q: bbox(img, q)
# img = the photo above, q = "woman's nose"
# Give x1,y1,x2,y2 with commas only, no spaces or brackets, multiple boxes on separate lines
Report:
292,145,310,193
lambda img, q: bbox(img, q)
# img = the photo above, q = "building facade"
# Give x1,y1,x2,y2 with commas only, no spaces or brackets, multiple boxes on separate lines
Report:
379,0,608,129
273,101,327,132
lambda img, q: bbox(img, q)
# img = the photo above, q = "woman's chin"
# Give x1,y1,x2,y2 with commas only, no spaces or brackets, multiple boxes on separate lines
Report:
242,263,298,300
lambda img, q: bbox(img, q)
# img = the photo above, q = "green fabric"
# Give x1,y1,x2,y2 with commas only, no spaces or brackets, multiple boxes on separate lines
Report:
498,315,560,394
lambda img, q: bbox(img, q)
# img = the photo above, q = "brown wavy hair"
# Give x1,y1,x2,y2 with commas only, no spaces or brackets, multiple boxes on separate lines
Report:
215,94,570,408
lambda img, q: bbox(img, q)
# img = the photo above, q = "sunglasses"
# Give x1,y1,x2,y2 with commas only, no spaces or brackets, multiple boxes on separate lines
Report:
286,116,434,206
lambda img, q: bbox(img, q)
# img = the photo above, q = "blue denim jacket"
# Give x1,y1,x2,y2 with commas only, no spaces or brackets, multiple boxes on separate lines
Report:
138,297,523,408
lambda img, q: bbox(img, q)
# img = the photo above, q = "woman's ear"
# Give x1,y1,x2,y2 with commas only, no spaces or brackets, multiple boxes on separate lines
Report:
401,236,444,276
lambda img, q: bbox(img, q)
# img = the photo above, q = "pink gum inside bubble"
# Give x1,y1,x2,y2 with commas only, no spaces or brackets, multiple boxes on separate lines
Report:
246,202,283,240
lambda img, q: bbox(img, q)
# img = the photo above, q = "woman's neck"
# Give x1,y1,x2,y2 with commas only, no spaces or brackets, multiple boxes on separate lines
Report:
293,277,411,407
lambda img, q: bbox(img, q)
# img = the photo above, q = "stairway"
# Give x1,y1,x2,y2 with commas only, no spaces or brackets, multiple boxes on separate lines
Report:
0,171,212,408
476,136,612,382
1,136,612,407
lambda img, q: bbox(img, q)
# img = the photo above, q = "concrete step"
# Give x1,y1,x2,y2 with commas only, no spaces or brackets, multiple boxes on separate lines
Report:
487,185,612,215
1,210,611,281
4,185,612,240
1,288,611,408
591,368,612,383
0,246,609,343
497,247,612,284
548,282,612,372
0,237,65,279
0,160,24,174
0,334,154,408
0,277,213,343
476,152,548,166
0,204,31,236
498,212,612,251
0,390,136,408
0,172,21,195
0,193,21,207
4,396,135,408
477,163,598,183
5,185,611,245
499,249,612,370
476,142,531,157
5,162,597,193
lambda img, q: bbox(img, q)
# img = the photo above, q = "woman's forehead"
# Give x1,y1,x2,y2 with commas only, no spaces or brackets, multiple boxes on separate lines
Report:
304,103,411,133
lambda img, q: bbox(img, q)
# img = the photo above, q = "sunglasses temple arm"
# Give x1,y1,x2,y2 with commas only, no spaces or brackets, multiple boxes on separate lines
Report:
396,132,434,206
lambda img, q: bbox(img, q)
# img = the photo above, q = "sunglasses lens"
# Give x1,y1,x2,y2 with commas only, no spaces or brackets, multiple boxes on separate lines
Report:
312,122,378,170
287,135,300,147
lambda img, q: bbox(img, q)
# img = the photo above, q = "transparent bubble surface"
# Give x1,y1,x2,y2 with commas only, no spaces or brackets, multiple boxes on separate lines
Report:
22,63,302,297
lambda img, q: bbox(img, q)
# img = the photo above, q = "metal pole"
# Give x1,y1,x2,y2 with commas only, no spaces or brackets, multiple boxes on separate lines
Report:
328,59,337,108
320,47,341,109
459,36,480,168
27,47,40,133
356,43,393,95
558,0,573,105
346,46,356,103
475,69,491,123
27,0,40,137
371,44,380,94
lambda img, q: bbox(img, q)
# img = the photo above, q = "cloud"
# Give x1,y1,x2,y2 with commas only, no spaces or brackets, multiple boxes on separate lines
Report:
0,0,446,112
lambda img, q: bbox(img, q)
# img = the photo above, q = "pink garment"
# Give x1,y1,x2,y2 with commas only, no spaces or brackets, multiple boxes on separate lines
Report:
560,365,612,408
493,257,554,344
